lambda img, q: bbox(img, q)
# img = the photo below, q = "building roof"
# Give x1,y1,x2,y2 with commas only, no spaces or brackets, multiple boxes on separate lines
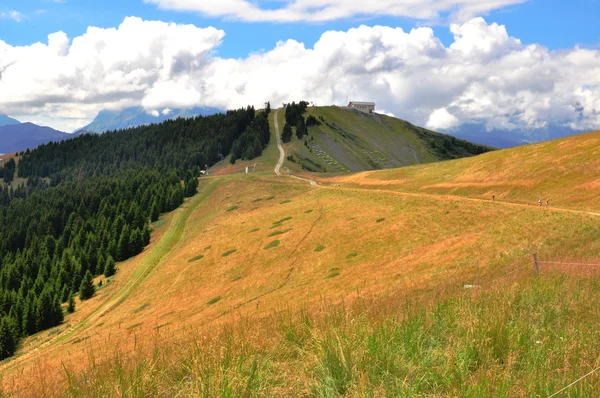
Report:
348,101,376,106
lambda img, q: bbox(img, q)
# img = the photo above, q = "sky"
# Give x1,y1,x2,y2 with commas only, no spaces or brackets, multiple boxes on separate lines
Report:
0,0,599,132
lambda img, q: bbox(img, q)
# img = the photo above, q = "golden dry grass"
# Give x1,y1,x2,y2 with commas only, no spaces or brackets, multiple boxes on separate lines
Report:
4,131,600,395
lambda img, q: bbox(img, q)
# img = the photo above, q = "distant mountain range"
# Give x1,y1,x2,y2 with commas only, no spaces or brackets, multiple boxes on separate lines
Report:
76,106,222,133
445,122,584,148
0,121,71,154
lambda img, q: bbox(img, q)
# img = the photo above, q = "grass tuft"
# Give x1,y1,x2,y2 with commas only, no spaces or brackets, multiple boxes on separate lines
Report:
204,245,212,250
252,198,263,202
305,210,314,213
133,303,150,314
315,245,326,252
232,276,242,282
188,255,204,262
222,250,237,257
346,252,357,259
264,240,281,250
274,216,293,224
280,200,292,204
227,206,239,212
207,296,221,305
325,272,340,279
376,218,385,223
265,196,276,200
268,229,292,237
249,228,260,233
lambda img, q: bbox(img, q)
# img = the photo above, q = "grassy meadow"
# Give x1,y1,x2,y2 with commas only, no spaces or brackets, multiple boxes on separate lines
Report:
2,126,600,396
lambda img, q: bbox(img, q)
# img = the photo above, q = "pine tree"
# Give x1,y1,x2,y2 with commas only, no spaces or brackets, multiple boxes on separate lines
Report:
142,224,151,246
67,292,75,314
296,116,307,139
0,316,17,360
79,271,95,301
116,225,130,261
282,123,293,143
104,255,116,277
150,201,160,222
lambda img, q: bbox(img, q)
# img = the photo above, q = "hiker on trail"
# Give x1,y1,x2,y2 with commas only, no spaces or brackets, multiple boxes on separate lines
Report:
492,194,495,201
546,199,549,207
538,198,542,207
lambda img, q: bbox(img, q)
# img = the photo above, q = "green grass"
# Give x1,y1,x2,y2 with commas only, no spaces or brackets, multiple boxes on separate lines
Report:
249,228,260,233
280,200,292,204
55,274,600,396
274,216,293,224
222,250,237,257
305,210,314,213
227,206,239,212
252,198,263,203
232,276,242,282
346,252,357,259
133,303,150,314
207,296,221,305
266,196,276,200
268,229,292,237
188,255,204,263
263,240,281,250
315,245,326,252
204,245,212,250
325,272,340,279
126,323,143,331
376,218,385,223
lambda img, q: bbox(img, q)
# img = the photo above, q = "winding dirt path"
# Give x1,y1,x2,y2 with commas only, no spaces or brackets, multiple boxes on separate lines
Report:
274,108,284,176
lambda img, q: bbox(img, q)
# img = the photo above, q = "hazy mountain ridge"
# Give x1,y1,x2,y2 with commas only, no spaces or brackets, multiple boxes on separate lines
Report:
77,106,223,133
0,123,71,154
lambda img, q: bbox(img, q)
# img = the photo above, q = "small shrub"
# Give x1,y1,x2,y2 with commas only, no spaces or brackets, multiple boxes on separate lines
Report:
346,252,358,259
232,276,242,282
376,218,385,223
126,323,143,330
266,196,276,200
305,210,313,213
227,206,239,212
280,200,292,204
315,245,326,252
325,272,340,279
264,240,281,250
207,297,221,305
269,229,292,237
252,198,263,202
204,245,212,250
222,250,237,257
249,228,260,233
188,255,204,262
133,303,150,314
274,216,293,224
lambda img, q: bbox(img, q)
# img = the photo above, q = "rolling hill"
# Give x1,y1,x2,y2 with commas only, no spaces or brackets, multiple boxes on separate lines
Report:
77,106,223,133
0,122,72,154
2,110,600,396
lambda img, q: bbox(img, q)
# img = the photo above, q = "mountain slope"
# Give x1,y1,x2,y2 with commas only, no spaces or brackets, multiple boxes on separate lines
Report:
0,114,20,127
4,118,600,395
279,106,492,173
78,106,223,133
0,123,71,154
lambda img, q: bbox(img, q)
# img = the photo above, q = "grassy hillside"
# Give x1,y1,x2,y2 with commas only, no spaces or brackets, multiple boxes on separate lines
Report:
280,106,492,173
3,126,600,396
331,130,600,211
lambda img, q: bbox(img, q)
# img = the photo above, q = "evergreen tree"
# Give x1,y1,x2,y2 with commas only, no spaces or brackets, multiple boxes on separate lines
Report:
150,201,160,222
184,176,198,197
79,271,95,301
282,123,293,143
230,152,237,164
67,292,75,314
104,255,116,278
296,116,307,139
0,316,17,360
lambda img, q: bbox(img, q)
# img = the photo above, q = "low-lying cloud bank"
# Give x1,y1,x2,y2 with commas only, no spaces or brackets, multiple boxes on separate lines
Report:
0,16,598,132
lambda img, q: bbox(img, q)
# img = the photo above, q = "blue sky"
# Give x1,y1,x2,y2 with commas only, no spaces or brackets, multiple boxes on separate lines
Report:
0,0,599,132
1,0,598,56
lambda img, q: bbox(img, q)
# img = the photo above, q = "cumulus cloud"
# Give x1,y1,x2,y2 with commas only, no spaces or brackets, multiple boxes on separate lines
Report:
1,16,600,133
0,11,24,22
144,0,526,23
427,108,460,130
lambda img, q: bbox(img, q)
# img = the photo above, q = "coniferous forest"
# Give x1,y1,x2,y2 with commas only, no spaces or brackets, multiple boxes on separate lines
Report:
0,105,270,359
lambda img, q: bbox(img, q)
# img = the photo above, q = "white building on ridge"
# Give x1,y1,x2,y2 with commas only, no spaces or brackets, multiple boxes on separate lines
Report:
347,101,376,115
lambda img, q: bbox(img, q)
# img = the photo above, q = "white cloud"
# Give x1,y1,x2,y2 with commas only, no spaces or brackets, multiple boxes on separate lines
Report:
0,11,24,22
144,0,526,23
1,16,600,133
427,108,460,130
161,108,172,115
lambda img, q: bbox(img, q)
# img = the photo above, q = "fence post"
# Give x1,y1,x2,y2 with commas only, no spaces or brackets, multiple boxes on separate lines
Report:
533,254,539,275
